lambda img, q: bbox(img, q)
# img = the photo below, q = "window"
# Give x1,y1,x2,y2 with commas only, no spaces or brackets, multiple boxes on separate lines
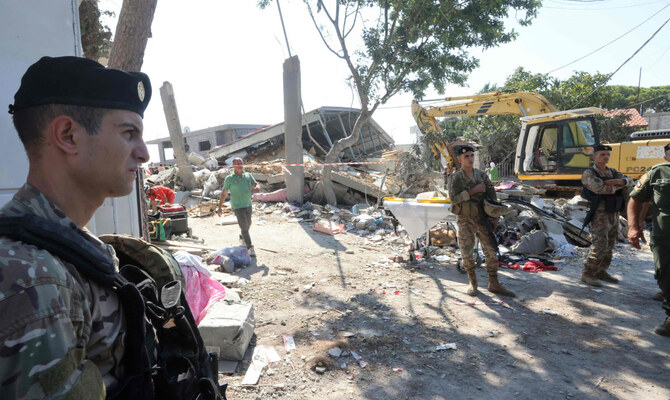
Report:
199,140,212,151
559,120,596,168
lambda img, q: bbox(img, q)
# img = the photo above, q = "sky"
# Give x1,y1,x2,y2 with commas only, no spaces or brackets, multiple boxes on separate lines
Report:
100,0,670,162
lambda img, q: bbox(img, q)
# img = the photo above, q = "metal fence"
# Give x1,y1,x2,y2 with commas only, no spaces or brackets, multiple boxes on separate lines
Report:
497,162,515,178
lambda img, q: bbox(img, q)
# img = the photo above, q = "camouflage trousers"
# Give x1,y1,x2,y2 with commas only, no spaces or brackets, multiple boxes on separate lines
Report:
457,216,499,275
584,211,619,276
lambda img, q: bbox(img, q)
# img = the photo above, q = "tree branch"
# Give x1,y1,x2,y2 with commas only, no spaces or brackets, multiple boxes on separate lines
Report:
305,1,344,58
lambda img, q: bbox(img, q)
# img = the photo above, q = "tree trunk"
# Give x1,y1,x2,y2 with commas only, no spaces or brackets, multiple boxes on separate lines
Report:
107,0,157,71
321,110,371,205
106,0,157,240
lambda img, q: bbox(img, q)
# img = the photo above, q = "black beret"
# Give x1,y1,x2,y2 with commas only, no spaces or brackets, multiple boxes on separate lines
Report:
664,143,670,152
9,56,151,117
593,144,612,153
453,145,475,155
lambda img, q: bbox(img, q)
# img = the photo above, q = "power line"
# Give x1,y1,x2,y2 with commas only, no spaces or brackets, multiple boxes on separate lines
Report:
544,0,668,10
544,3,670,75
571,15,670,108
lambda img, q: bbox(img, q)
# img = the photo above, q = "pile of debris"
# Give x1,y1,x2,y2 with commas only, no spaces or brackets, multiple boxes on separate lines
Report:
146,149,438,207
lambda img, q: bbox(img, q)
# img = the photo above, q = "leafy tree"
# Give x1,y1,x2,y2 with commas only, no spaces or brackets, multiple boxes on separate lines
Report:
79,0,114,60
260,0,541,205
608,85,670,113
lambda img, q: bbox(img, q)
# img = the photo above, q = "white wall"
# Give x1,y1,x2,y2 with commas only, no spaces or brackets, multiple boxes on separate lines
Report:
0,0,140,236
0,0,82,205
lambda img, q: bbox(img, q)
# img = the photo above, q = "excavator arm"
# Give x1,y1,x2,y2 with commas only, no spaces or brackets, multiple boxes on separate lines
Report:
411,91,558,173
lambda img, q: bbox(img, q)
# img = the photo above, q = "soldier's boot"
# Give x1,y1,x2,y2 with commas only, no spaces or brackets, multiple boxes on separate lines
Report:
596,270,619,284
466,270,478,296
581,272,603,287
652,292,664,301
488,274,515,298
654,317,670,337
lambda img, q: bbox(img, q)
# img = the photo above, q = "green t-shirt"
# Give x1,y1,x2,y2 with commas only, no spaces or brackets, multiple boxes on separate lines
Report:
223,172,256,210
630,162,670,239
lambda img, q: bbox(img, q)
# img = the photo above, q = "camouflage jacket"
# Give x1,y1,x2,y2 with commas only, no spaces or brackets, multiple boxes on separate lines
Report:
0,184,124,399
630,162,670,239
581,166,634,209
447,168,496,218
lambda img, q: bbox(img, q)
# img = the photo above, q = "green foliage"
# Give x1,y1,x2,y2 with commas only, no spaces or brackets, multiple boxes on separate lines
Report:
422,67,668,166
79,0,114,61
607,85,670,113
261,0,541,105
596,114,636,144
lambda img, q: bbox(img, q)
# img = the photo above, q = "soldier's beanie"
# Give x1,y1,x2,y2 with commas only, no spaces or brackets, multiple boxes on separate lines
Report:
454,145,475,155
665,143,670,153
593,144,612,153
9,56,151,118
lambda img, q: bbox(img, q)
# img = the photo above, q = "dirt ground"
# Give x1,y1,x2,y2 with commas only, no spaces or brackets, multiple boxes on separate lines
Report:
188,207,670,400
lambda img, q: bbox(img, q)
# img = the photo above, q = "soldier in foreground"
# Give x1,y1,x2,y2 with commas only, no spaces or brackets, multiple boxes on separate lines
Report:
0,56,151,398
447,145,515,297
627,143,670,336
580,144,633,287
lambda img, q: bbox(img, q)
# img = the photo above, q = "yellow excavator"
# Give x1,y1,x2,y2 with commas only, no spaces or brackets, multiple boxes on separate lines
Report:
412,91,670,189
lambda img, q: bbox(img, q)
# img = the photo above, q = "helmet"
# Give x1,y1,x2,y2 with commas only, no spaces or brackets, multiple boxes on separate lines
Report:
483,199,508,218
144,185,151,195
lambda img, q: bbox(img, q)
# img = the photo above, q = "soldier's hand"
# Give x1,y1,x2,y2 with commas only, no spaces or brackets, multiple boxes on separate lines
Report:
469,183,486,195
627,227,646,249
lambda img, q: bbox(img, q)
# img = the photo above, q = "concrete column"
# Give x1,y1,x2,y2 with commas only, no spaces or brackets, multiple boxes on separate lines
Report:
283,56,304,204
159,81,196,190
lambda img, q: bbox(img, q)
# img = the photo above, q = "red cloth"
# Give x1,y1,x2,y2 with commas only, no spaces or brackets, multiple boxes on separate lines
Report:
149,186,175,204
504,260,558,273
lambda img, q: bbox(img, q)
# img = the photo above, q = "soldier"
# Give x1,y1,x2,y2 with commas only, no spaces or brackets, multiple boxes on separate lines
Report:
0,57,151,398
627,143,670,336
580,144,634,286
448,145,515,297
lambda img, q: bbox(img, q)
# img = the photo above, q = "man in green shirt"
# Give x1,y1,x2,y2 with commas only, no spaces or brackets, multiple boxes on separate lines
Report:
217,158,258,257
628,143,670,337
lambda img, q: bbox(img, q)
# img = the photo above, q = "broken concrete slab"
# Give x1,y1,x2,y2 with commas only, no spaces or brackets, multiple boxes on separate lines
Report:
198,300,255,361
266,174,285,185
331,171,380,198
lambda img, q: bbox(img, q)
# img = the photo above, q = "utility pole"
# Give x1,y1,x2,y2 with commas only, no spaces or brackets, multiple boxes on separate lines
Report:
637,67,643,115
159,82,197,190
283,56,304,204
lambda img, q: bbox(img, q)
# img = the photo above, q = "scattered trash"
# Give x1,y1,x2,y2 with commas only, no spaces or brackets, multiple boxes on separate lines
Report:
541,309,558,315
282,334,296,352
208,247,251,268
313,220,345,235
436,343,458,351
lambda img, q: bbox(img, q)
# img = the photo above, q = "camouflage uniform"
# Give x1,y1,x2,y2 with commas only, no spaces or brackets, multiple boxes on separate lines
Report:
447,169,499,275
630,162,670,318
0,184,124,399
581,167,633,278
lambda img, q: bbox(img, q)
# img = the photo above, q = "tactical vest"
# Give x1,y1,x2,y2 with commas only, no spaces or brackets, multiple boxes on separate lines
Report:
0,215,226,400
581,167,626,213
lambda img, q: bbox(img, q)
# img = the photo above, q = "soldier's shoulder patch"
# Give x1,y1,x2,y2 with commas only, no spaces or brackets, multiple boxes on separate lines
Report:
634,173,649,190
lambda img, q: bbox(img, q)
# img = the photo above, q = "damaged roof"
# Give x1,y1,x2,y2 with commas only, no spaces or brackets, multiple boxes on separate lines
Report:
208,107,395,161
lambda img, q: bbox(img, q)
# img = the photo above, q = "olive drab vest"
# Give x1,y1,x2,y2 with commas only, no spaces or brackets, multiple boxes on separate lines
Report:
448,169,489,218
630,162,670,240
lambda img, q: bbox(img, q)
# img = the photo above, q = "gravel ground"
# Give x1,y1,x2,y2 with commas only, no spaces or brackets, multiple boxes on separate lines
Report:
187,208,670,400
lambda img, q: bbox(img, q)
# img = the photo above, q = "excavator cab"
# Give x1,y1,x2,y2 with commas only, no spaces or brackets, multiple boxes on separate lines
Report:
515,111,600,186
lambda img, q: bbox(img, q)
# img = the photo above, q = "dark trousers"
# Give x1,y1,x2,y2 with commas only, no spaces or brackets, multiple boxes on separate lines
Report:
651,240,670,317
234,206,253,249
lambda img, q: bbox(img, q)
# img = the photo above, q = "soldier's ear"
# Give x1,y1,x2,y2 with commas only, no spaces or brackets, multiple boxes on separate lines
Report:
47,115,83,156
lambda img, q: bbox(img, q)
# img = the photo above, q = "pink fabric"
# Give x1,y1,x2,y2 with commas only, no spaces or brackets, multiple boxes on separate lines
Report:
181,265,227,324
253,188,288,202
